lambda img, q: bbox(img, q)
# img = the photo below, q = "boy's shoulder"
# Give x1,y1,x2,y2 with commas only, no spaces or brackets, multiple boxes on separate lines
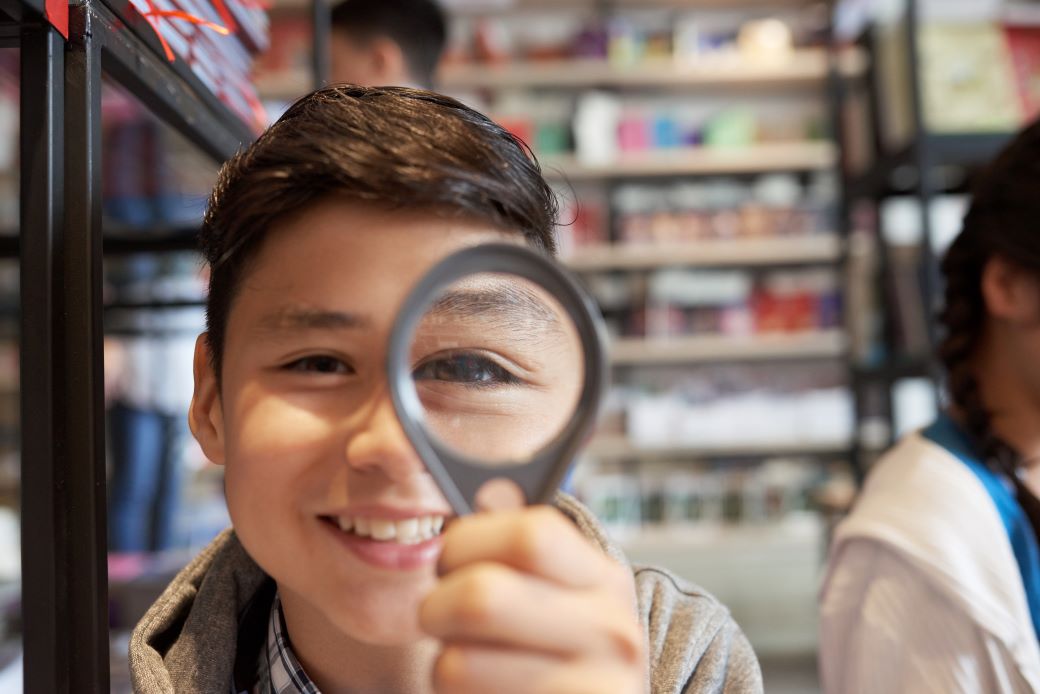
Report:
129,528,270,694
556,494,763,693
631,563,762,693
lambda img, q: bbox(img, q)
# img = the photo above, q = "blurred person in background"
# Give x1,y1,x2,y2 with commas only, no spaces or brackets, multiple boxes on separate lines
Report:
329,0,446,89
819,119,1040,692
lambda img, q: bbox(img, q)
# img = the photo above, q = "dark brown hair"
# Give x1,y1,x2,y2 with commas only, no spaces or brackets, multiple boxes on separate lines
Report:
330,0,446,88
939,117,1040,536
199,85,558,381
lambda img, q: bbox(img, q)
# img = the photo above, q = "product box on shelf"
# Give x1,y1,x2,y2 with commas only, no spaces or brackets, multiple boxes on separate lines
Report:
126,0,270,131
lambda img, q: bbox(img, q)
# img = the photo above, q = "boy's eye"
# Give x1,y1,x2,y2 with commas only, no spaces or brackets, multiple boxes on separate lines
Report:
413,353,521,387
285,356,353,375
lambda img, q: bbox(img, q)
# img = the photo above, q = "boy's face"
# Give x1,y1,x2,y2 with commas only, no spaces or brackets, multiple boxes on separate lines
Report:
190,197,520,645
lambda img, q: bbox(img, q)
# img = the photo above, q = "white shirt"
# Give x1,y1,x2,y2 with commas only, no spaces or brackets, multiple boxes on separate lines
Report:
819,433,1040,693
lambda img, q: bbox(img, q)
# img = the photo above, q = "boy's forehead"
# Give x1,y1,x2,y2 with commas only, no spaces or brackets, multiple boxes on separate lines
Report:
231,203,522,322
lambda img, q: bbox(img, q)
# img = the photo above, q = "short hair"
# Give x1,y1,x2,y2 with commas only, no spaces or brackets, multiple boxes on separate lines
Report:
199,85,559,382
330,0,447,88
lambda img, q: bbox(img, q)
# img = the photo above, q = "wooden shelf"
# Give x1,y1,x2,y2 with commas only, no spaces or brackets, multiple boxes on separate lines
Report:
542,141,836,180
268,0,827,13
610,329,847,365
564,235,842,271
618,515,823,550
584,435,852,461
442,0,821,15
441,49,866,91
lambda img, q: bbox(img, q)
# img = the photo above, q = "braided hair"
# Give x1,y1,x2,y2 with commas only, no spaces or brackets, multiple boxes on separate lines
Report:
938,118,1040,537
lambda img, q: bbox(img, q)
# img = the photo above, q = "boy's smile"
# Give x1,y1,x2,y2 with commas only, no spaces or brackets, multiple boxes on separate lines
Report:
189,195,514,646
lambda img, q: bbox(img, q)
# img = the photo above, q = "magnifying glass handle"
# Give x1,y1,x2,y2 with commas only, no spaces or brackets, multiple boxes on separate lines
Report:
474,479,526,513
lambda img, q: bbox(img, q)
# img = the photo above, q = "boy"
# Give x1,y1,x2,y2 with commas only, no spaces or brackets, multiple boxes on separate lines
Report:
129,86,763,693
328,0,446,88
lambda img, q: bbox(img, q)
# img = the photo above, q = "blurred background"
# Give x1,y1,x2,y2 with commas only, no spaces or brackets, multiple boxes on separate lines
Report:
2,0,1040,690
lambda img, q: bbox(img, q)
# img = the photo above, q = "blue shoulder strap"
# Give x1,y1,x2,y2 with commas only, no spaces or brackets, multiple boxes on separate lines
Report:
923,413,1040,643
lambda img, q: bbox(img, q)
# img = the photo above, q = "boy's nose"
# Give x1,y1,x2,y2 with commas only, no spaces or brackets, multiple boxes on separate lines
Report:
344,389,425,481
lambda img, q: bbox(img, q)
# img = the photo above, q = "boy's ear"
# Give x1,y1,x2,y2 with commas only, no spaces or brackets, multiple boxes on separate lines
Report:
982,255,1040,325
189,333,226,466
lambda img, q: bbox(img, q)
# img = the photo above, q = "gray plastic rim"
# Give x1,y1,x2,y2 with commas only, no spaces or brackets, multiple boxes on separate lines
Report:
386,243,609,516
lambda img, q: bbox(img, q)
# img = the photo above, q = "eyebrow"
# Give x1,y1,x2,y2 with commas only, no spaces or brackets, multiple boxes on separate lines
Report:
256,307,372,336
426,284,562,335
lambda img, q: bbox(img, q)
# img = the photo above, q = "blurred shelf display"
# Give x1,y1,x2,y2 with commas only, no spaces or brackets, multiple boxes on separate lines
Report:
266,0,830,13
564,235,842,270
440,48,867,90
542,141,836,180
441,0,824,15
619,515,823,551
585,435,853,461
610,329,846,365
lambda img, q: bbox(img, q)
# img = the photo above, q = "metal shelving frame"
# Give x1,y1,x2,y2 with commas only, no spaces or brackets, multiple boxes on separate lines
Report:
834,0,1015,463
3,0,257,687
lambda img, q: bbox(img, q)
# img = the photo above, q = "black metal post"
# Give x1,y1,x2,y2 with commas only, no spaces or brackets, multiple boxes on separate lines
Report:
20,5,109,691
312,0,329,89
63,3,110,689
19,19,71,693
823,4,864,482
905,0,939,351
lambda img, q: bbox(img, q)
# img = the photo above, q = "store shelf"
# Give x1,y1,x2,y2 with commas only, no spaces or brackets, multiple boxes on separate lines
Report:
852,355,936,382
441,0,821,15
542,141,836,181
267,0,822,12
585,435,852,461
563,235,842,271
619,515,822,549
0,228,202,258
849,132,1015,200
440,48,867,91
610,329,847,365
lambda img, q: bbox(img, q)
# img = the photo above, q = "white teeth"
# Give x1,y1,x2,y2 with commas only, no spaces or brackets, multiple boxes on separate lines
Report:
370,519,396,541
396,518,420,544
333,514,447,543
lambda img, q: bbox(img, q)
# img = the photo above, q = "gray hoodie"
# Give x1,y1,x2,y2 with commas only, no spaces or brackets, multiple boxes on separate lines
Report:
129,494,763,693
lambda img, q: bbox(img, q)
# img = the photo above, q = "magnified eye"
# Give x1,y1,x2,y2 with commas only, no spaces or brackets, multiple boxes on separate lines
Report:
413,352,522,387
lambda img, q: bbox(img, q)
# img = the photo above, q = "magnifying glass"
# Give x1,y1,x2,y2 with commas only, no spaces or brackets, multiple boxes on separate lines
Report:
387,243,609,516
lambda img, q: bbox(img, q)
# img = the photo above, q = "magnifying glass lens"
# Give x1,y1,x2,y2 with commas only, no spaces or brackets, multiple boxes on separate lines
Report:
408,272,585,467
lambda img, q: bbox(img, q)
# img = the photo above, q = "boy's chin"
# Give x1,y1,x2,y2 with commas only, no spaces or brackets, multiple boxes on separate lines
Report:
334,609,429,647
328,585,432,646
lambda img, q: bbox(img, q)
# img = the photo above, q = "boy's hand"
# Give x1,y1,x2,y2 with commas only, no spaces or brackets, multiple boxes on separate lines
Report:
419,506,648,694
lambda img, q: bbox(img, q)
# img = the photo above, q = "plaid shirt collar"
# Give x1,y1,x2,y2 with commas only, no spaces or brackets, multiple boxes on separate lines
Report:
252,592,321,694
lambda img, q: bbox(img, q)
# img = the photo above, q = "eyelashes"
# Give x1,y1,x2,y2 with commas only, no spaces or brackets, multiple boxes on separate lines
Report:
283,355,354,375
412,352,523,388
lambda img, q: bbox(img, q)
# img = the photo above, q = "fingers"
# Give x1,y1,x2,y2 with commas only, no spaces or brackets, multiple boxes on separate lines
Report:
420,561,644,664
433,645,645,694
438,506,622,592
